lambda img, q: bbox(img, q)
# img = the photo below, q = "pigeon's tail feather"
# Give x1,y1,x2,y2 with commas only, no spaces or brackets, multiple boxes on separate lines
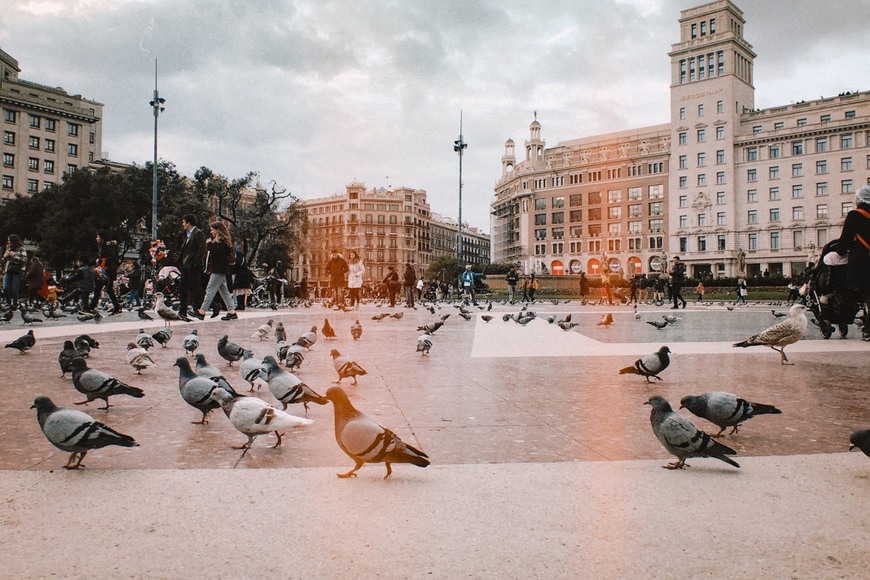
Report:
711,452,740,468
389,441,430,468
90,423,139,449
750,402,782,416
117,384,145,399
618,365,639,375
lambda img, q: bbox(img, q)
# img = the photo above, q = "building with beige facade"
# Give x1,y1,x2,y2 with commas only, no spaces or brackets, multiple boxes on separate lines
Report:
429,212,491,267
300,183,433,285
492,0,869,280
1,47,103,202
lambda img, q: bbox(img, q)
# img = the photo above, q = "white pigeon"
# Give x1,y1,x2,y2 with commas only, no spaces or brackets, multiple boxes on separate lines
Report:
125,342,155,375
209,387,313,450
239,350,268,392
251,319,274,341
182,329,199,356
733,304,808,364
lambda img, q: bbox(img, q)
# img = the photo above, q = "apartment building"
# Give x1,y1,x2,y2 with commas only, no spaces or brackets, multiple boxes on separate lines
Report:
1,47,103,202
492,0,868,279
429,212,491,267
300,182,432,284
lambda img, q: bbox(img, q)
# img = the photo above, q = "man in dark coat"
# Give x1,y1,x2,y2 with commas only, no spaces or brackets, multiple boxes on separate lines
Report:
836,185,870,340
177,214,207,318
89,231,122,314
325,250,348,307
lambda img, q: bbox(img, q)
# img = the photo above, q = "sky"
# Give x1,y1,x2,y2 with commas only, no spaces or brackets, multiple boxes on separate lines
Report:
2,0,868,233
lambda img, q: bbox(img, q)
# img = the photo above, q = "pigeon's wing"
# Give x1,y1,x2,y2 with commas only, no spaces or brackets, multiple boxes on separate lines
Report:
656,413,706,457
636,352,665,375
42,408,136,452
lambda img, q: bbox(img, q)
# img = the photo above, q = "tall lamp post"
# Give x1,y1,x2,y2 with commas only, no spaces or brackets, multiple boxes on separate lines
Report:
453,112,467,264
149,60,165,241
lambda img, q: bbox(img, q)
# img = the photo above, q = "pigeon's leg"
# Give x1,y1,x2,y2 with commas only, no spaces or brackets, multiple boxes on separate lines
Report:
729,425,740,435
63,453,80,469
64,451,87,470
711,426,727,438
663,459,687,470
352,376,358,385
383,463,393,479
99,398,113,411
337,460,365,478
272,431,284,449
333,377,343,384
73,400,90,406
192,410,210,425
232,435,255,450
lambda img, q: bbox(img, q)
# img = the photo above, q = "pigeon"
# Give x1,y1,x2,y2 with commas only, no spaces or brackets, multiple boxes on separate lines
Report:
296,326,318,350
252,319,274,341
182,329,200,356
680,392,782,437
154,292,185,327
662,314,681,324
596,313,614,327
440,313,451,321
558,320,579,331
69,357,145,409
325,386,430,479
274,322,287,343
125,342,155,375
480,315,493,322
262,355,327,412
416,331,433,355
31,396,138,470
137,307,153,321
390,312,403,320
283,343,306,371
849,430,870,457
5,329,35,354
771,309,788,318
217,334,245,366
151,328,172,348
647,320,669,329
416,321,443,334
0,308,14,323
58,340,81,377
209,387,313,450
174,357,236,424
619,346,671,382
19,305,43,325
77,310,100,323
371,313,389,321
645,395,740,470
194,353,235,391
458,312,472,321
350,319,363,340
733,304,808,365
73,334,99,357
239,350,268,392
330,349,367,385
135,328,154,350
322,318,336,339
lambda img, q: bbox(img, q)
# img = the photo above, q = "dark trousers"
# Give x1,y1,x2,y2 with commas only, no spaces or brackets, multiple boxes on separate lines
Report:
178,266,204,315
672,283,686,307
90,276,120,311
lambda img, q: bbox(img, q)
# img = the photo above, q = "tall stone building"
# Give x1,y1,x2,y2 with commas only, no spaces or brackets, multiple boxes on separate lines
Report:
492,0,869,279
429,212,491,267
1,47,103,202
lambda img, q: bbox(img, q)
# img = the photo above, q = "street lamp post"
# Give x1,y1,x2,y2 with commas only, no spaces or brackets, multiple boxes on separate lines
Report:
453,112,467,264
148,60,165,241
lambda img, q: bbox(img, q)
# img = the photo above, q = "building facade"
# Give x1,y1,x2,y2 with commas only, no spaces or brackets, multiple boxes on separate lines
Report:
492,0,869,279
1,47,103,202
300,183,433,284
429,212,491,267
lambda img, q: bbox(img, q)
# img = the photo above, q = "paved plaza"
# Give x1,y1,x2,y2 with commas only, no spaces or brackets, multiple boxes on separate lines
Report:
1,300,869,577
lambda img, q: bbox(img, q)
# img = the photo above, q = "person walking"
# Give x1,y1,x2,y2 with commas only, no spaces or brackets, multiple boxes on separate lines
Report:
326,250,349,307
190,222,238,321
695,281,705,302
230,248,252,311
347,251,365,308
579,271,589,300
638,273,649,303
734,278,748,305
383,265,399,307
528,272,539,302
403,264,417,308
506,267,519,303
125,260,143,308
24,256,45,306
460,265,477,305
520,275,530,302
177,214,207,319
669,256,687,309
89,231,122,315
834,185,870,339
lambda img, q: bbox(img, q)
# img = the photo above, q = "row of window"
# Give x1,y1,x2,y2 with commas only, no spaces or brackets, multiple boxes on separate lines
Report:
1,154,57,173
534,218,666,241
3,131,87,154
534,236,665,256
679,51,725,83
1,175,57,192
751,110,857,134
746,156,869,181
678,150,727,169
747,179,857,201
3,109,78,135
676,202,852,229
678,171,727,188
532,185,665,211
535,202,666,226
745,133,861,161
679,101,726,120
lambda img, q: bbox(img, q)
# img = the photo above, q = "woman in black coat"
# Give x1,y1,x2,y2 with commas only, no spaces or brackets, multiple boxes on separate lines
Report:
836,185,870,340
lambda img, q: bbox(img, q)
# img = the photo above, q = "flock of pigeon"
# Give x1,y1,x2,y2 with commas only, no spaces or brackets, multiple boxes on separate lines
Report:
6,294,870,475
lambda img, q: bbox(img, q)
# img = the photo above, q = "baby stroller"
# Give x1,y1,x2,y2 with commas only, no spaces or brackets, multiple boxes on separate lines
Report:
154,266,182,303
804,240,863,339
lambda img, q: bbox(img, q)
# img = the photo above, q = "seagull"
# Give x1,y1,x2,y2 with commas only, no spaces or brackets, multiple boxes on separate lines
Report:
680,391,782,437
151,328,172,348
251,319,274,341
596,313,614,327
217,334,245,366
262,355,327,412
69,357,145,409
619,346,671,382
182,329,200,356
350,319,363,340
416,331,433,355
850,430,870,457
125,342,155,375
154,292,185,327
733,304,808,365
646,395,740,470
325,386,430,479
209,387,313,452
135,329,154,350
322,318,336,339
330,349,367,385
31,396,138,470
5,329,35,354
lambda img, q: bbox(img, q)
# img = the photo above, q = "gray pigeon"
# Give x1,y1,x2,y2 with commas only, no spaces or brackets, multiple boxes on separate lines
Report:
330,349,367,385
849,430,870,457
274,322,287,343
182,329,199,356
283,343,306,371
680,391,782,437
646,395,740,470
262,355,327,412
647,320,669,329
174,357,236,424
135,329,154,350
70,357,145,409
217,334,245,366
32,395,138,469
73,334,98,357
733,304,808,364
416,332,433,355
239,350,268,391
416,321,443,334
350,320,362,340
193,353,235,393
209,387,313,450
619,346,671,382
295,326,318,350
251,319,274,341
326,386,430,478
151,328,172,348
19,305,43,325
58,340,81,377
5,329,35,354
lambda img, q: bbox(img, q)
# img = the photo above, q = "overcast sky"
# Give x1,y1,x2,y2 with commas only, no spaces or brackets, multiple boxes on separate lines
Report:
2,0,867,232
